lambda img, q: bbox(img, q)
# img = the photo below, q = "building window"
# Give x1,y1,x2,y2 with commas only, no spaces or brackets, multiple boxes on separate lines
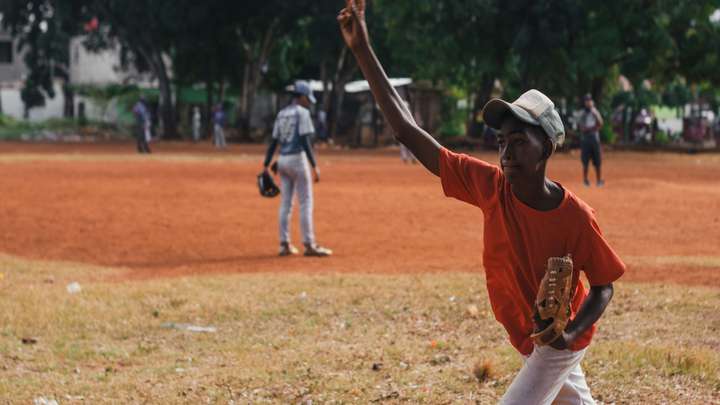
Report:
0,41,12,64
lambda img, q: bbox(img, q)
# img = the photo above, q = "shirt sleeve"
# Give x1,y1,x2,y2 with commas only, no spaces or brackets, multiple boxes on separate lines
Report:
298,109,315,136
271,115,281,140
263,138,278,167
439,147,502,210
573,210,626,286
301,135,317,168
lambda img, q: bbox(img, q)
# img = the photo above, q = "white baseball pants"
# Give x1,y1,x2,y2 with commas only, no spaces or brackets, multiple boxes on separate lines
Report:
277,152,315,246
500,345,595,405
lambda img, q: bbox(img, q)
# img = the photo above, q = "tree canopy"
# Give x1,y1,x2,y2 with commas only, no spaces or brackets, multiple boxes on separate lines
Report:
2,0,720,137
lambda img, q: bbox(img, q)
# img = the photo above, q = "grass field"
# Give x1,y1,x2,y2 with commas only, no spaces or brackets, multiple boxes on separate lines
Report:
1,255,718,404
0,142,719,404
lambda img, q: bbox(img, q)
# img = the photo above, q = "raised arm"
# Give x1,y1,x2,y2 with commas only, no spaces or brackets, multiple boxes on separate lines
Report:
592,107,604,129
551,283,614,350
338,0,441,176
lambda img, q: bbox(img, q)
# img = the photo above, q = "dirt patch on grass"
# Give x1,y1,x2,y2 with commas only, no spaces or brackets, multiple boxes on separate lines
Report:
0,142,719,286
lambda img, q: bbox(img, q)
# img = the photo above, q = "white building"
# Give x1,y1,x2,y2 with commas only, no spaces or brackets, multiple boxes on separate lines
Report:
0,30,158,123
70,36,137,123
69,35,169,125
0,29,65,121
69,36,159,86
0,30,26,84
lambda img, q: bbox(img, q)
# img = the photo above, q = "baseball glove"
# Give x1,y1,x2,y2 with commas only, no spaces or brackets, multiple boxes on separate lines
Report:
531,255,574,346
257,170,280,198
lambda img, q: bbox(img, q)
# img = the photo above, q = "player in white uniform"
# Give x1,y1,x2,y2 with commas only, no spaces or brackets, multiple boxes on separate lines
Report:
263,81,333,257
578,94,604,186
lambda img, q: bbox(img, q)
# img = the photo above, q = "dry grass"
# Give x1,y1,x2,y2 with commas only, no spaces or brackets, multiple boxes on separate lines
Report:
0,255,718,404
626,255,720,268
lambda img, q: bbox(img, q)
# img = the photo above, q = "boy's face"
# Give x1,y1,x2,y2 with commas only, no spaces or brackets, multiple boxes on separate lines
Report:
298,95,312,108
497,116,549,184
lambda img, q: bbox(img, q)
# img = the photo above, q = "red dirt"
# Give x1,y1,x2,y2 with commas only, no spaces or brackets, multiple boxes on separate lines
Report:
1,141,718,286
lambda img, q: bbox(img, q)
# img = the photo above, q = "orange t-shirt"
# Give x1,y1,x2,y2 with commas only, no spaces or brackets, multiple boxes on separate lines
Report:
439,148,625,355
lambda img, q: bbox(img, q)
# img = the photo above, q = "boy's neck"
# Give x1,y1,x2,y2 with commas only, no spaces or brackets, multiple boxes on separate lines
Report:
511,175,564,211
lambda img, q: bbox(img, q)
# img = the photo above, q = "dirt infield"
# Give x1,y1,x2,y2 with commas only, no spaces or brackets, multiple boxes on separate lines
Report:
1,141,718,285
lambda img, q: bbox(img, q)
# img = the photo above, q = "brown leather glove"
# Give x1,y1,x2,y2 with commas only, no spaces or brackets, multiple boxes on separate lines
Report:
531,255,575,346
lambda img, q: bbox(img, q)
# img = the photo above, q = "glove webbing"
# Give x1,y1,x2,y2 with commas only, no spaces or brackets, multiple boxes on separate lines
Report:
531,255,574,346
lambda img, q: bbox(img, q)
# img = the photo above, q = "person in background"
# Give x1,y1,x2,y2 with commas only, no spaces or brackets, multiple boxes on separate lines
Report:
132,95,151,154
262,80,333,257
578,94,604,187
316,109,330,145
213,103,227,149
192,106,202,143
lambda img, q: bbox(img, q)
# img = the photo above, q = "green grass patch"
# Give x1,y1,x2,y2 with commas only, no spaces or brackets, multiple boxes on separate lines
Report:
0,115,120,140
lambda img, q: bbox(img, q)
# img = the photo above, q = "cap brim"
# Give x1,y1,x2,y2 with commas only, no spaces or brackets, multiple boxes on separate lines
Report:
482,99,539,129
308,94,317,104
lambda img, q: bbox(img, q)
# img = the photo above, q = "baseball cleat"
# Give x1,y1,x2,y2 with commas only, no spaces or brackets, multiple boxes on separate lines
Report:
279,243,299,256
304,244,333,257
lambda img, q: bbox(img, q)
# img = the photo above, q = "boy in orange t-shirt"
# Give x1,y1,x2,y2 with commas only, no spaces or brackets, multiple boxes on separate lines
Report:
339,2,625,403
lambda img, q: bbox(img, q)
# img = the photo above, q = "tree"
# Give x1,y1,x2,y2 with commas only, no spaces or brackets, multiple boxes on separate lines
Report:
375,0,518,134
230,1,321,139
5,0,720,145
283,0,361,139
82,0,183,137
375,0,720,132
171,0,243,137
661,0,720,87
0,0,82,118
2,0,183,136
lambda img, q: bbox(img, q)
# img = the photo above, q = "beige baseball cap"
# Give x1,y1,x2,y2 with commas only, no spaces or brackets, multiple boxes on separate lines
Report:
482,89,565,148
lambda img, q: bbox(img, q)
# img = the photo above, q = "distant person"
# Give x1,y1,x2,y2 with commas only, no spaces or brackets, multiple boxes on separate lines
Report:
316,109,330,144
192,106,202,143
611,106,625,142
579,94,604,186
213,103,227,149
132,96,151,154
633,108,652,144
262,80,332,257
144,106,153,144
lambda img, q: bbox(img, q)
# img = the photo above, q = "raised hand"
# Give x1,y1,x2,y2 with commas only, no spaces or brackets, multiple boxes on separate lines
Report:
336,0,442,176
337,0,369,50
313,167,321,183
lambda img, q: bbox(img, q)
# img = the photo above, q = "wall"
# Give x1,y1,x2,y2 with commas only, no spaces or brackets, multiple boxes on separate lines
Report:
69,37,128,85
0,82,65,122
0,30,27,84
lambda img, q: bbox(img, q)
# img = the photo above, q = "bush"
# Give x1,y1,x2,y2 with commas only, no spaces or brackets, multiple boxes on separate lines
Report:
0,114,33,139
438,93,467,138
438,118,465,138
600,123,617,144
654,131,670,145
0,114,20,127
43,118,78,131
0,116,120,140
